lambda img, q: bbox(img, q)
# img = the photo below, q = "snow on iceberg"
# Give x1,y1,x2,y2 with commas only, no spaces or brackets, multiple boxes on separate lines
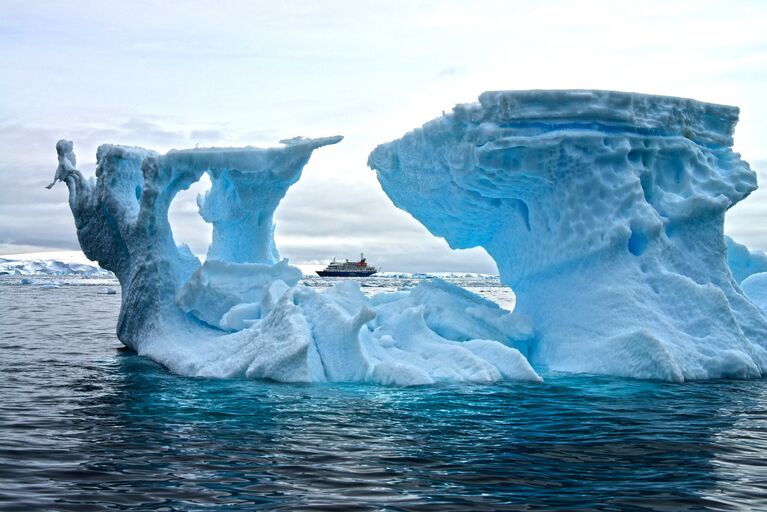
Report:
369,89,767,382
49,137,539,385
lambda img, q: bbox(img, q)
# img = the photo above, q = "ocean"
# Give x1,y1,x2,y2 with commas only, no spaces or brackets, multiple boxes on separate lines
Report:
2,275,767,511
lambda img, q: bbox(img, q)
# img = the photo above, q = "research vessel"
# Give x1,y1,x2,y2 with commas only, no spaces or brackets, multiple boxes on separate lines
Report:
316,254,379,277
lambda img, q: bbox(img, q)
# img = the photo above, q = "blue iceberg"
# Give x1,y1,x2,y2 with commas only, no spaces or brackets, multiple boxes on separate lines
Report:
51,89,767,384
49,136,538,385
368,90,767,381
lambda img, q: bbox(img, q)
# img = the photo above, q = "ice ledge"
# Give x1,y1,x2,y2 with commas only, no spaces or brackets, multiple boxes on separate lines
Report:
453,90,739,147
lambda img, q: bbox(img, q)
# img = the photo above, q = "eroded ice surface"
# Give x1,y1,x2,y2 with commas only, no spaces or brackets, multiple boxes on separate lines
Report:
369,90,767,382
49,137,539,385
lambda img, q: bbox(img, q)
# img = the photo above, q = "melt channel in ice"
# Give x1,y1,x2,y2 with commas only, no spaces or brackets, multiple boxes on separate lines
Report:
49,137,539,385
368,89,767,382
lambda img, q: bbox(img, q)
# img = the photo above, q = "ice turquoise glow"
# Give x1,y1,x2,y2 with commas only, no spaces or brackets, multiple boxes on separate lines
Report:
369,90,767,382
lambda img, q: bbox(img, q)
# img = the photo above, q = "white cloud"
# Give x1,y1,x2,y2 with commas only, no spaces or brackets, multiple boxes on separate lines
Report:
0,0,766,269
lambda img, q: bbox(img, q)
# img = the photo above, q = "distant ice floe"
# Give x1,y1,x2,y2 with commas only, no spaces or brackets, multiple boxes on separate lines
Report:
0,257,109,277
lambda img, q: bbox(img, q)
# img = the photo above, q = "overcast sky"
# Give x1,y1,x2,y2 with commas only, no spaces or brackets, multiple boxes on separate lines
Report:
1,0,766,273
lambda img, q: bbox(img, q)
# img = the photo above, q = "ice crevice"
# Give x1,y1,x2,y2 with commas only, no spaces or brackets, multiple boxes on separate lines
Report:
49,135,539,385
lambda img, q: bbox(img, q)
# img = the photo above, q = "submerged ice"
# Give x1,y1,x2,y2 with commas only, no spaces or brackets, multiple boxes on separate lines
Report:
369,90,767,382
50,137,538,385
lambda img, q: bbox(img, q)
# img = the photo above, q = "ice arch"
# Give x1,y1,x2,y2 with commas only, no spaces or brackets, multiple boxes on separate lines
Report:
51,137,342,344
49,136,539,385
368,90,767,382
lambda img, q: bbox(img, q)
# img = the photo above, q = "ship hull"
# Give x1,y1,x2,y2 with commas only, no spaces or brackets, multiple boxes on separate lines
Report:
316,270,377,277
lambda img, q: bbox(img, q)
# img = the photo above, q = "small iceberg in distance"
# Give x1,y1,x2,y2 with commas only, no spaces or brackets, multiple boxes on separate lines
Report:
0,253,111,277
726,236,767,284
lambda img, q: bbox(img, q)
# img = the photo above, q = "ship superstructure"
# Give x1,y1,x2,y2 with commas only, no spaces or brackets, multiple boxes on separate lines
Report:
316,254,378,277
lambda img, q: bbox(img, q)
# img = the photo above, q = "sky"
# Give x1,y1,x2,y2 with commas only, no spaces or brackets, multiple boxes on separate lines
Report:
1,0,766,273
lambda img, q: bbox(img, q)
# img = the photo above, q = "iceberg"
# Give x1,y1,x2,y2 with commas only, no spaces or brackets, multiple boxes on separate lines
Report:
0,257,110,277
723,237,767,316
741,273,767,313
49,137,539,385
726,236,767,284
369,90,767,382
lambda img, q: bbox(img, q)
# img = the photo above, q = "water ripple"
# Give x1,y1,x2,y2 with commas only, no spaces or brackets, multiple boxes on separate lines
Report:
2,277,767,510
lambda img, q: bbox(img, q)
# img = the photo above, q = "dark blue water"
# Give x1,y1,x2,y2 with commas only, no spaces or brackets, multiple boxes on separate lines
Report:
2,277,767,511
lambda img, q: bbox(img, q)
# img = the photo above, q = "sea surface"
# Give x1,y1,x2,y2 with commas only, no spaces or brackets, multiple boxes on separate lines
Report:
2,274,767,511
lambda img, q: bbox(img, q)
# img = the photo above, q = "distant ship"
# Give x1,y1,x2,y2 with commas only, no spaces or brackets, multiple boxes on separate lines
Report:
316,254,379,277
